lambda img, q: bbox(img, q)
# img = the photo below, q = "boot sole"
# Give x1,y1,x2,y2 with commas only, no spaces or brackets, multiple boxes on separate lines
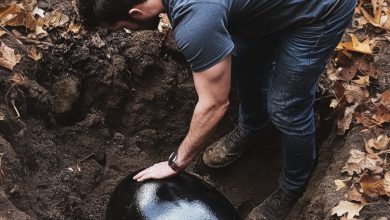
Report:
202,151,245,168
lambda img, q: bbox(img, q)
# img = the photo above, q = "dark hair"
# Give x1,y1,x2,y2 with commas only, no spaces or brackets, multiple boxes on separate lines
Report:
77,0,146,28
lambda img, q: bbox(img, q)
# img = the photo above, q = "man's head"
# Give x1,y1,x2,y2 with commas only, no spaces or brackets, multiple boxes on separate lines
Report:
77,0,164,31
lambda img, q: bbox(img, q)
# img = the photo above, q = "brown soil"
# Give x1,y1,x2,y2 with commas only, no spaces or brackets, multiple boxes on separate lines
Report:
0,1,389,220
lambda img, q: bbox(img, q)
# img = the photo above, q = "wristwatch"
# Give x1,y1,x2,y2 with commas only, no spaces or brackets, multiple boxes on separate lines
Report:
168,152,184,172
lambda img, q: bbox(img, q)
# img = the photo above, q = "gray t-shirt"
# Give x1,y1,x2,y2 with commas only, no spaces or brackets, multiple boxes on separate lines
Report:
163,0,338,72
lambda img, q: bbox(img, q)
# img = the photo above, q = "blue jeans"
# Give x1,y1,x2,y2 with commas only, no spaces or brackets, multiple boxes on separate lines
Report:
231,0,356,193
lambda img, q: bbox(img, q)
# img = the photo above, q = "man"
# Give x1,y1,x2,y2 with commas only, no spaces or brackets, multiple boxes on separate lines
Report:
78,0,356,218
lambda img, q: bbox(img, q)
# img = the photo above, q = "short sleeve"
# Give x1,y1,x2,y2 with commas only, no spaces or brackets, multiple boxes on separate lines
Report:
172,3,234,72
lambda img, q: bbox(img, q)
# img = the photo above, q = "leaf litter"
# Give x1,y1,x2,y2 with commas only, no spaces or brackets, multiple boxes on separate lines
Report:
330,0,390,218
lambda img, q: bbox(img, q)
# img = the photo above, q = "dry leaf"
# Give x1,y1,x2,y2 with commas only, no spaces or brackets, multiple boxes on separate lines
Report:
360,175,385,197
0,42,22,70
353,15,369,29
28,46,42,61
330,99,339,109
0,111,4,121
0,29,6,37
0,3,26,27
384,171,390,197
359,0,390,31
380,90,390,110
366,135,389,151
342,162,362,175
339,65,358,81
332,200,365,219
355,58,378,79
67,21,81,34
372,105,390,125
10,73,29,86
344,84,369,104
335,178,351,191
347,187,368,204
0,3,36,30
352,75,370,86
359,155,382,173
347,149,366,164
355,112,376,128
337,34,373,54
338,103,359,135
158,13,171,34
38,9,69,27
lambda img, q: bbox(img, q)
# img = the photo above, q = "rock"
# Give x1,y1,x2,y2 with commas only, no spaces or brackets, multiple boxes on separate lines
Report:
52,76,80,114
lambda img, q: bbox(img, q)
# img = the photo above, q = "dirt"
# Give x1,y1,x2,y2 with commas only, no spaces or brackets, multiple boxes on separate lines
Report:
0,0,389,219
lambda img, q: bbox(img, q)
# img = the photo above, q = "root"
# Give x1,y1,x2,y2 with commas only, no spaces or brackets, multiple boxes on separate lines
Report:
11,99,20,118
0,153,4,185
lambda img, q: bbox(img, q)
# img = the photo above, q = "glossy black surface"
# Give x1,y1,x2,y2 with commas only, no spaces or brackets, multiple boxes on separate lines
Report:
105,171,241,220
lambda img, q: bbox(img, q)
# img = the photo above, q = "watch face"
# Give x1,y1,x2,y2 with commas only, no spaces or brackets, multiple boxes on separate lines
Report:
168,152,176,166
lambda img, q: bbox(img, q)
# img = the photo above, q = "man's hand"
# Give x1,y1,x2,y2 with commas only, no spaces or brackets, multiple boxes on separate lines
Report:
133,161,178,182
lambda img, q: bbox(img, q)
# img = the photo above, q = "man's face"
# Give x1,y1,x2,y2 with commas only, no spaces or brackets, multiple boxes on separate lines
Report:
106,15,160,31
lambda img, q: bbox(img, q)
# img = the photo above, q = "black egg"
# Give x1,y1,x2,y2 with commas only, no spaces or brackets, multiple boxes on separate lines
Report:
105,171,241,220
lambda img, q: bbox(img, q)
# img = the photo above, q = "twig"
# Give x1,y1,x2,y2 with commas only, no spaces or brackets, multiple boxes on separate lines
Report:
358,169,369,182
4,84,15,106
11,99,20,118
75,153,95,171
0,26,29,54
377,150,390,156
0,152,4,185
0,25,23,45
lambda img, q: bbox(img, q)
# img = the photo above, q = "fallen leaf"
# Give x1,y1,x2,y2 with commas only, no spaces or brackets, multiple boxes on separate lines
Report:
342,162,362,175
330,99,339,109
338,103,359,135
38,9,69,27
355,112,376,128
380,90,390,110
158,13,171,34
335,179,347,191
359,155,382,173
347,149,366,164
32,6,45,17
0,111,4,121
344,84,369,104
0,3,26,27
366,135,389,151
359,0,390,30
339,65,358,81
27,46,42,61
67,21,81,34
355,58,378,79
353,15,369,29
0,29,6,37
360,175,385,197
0,2,36,30
0,42,22,70
332,200,365,219
347,187,368,204
352,75,370,86
336,34,374,54
372,105,390,125
384,171,390,197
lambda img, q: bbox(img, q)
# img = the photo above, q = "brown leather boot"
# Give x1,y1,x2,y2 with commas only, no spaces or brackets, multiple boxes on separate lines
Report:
202,126,258,168
246,188,301,220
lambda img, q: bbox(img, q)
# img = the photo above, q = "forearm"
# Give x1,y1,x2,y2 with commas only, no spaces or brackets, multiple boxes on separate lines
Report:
177,100,229,167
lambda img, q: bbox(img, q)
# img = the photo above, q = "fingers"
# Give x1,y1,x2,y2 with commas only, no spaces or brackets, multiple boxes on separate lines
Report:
137,173,152,182
133,167,152,181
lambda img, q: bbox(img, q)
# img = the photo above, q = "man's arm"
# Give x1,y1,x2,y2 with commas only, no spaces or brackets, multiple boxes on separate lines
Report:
133,55,231,181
